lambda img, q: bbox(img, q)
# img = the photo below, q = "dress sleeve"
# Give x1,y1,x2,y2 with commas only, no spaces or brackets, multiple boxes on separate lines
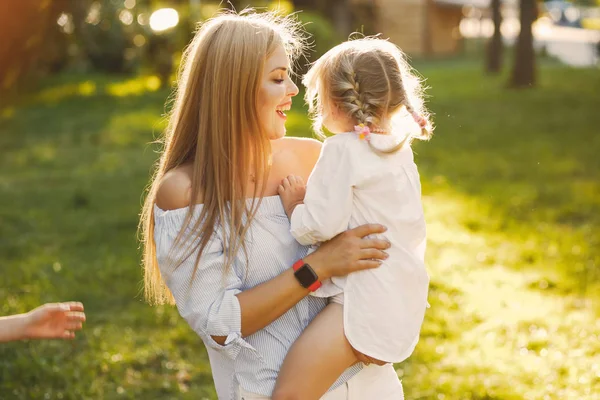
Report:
290,136,356,246
154,206,257,360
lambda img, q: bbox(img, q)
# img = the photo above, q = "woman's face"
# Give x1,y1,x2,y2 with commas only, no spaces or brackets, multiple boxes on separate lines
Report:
258,44,299,140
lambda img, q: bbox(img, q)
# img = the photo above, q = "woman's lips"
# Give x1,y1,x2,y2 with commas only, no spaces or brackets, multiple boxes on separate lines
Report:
276,101,291,120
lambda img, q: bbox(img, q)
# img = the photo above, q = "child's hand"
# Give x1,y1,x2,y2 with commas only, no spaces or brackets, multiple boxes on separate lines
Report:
25,302,86,340
277,175,306,220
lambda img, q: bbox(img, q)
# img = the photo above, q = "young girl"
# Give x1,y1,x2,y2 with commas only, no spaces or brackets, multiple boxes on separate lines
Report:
275,38,433,399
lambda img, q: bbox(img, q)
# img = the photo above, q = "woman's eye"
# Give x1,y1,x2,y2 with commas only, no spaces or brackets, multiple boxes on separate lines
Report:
274,79,284,84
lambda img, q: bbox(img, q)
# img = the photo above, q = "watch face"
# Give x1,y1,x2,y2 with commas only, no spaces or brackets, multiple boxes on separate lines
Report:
295,264,317,288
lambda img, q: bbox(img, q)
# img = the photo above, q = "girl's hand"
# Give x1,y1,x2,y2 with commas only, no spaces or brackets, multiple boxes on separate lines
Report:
277,175,306,220
24,302,86,340
304,224,390,281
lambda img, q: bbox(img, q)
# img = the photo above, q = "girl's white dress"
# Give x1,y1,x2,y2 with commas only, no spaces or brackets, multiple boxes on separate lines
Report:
290,132,429,363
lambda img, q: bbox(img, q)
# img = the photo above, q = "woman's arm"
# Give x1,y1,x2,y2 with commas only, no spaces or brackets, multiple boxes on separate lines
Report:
237,140,391,340
156,168,390,348
235,224,390,340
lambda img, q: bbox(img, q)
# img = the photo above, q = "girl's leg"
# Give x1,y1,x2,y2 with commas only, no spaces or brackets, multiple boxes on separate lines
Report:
272,303,357,400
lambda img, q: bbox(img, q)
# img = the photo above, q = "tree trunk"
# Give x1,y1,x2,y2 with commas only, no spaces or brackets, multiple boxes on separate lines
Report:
486,0,503,74
330,0,353,37
351,0,377,36
293,0,353,37
510,0,536,87
292,0,323,11
0,0,69,94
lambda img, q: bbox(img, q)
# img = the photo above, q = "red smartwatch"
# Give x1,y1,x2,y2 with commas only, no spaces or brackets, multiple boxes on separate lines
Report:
292,259,322,292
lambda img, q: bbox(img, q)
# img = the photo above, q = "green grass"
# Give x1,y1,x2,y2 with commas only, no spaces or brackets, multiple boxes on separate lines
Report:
0,60,599,399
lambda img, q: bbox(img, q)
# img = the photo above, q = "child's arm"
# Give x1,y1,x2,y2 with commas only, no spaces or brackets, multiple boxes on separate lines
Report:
278,137,355,246
0,302,85,342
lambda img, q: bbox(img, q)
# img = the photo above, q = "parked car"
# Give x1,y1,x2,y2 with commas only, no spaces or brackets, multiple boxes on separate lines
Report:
544,0,582,27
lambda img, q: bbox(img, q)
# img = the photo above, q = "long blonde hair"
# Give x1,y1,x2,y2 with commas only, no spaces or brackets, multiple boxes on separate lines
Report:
304,37,433,153
139,10,304,305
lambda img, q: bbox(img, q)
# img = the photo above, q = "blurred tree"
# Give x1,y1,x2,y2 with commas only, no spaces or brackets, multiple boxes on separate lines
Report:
226,1,269,11
350,0,378,36
293,0,354,37
295,10,340,73
486,0,503,74
510,0,537,87
78,1,132,73
0,0,70,95
0,0,193,98
147,32,176,88
571,0,597,6
325,0,352,37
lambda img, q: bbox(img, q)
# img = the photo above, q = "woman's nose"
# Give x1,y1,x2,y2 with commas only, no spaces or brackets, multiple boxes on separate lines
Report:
287,79,299,97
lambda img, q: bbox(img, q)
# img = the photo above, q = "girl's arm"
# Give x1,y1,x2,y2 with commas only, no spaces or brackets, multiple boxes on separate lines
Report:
280,136,356,246
0,314,28,342
0,302,85,342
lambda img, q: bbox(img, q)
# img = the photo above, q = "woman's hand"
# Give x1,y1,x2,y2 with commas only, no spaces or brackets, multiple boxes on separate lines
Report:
304,224,390,281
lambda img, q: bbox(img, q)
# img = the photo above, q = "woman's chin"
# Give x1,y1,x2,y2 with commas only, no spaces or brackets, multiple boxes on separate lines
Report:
268,128,286,140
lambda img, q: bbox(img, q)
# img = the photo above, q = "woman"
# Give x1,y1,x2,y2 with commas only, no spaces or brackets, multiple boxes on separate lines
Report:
139,10,401,399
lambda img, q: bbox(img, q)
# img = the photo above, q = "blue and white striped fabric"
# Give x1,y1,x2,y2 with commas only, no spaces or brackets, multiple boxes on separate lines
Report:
154,196,362,399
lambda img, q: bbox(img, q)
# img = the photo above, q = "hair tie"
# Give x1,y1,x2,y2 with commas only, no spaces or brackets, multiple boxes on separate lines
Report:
410,111,427,128
354,123,371,141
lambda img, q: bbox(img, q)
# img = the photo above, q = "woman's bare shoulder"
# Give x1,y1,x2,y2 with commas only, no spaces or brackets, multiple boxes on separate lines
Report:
274,137,323,170
277,136,322,153
155,165,194,210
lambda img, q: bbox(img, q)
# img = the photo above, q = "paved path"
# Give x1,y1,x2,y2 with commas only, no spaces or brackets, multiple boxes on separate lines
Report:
461,17,600,67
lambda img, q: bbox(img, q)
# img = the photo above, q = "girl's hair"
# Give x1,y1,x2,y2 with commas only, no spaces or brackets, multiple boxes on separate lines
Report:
139,10,305,305
304,37,433,153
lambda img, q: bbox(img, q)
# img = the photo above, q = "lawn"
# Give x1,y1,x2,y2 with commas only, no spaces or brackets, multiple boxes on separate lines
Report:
0,60,598,399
